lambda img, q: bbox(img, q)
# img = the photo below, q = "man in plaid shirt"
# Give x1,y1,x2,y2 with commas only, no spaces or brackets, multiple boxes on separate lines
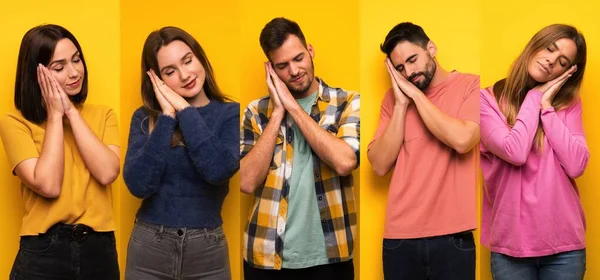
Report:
240,17,360,280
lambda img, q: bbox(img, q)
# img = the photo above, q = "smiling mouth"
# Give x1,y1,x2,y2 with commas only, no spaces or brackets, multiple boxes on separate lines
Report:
67,78,81,87
538,62,550,74
183,78,196,89
290,74,305,83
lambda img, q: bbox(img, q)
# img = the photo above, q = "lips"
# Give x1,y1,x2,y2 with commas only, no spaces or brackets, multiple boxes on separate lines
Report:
290,74,305,83
183,78,196,89
537,61,550,75
66,78,81,88
411,75,423,83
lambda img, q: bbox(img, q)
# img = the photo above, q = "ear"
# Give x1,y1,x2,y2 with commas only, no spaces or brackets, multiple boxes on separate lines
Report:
307,44,315,59
426,41,437,58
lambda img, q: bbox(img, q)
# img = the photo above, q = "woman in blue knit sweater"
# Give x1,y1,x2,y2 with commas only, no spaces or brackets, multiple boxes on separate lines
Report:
123,26,239,280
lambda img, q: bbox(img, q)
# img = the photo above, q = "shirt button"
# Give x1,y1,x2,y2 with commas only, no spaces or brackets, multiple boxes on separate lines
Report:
318,196,323,201
315,173,320,178
177,229,184,236
322,220,326,224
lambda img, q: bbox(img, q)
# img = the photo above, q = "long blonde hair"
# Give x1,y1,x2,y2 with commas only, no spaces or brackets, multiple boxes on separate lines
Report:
493,24,586,149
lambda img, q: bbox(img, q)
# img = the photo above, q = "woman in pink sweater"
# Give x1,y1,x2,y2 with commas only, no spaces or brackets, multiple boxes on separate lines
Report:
480,24,589,280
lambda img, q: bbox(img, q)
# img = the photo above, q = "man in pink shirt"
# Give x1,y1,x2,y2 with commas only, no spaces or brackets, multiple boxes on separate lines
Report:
368,22,480,280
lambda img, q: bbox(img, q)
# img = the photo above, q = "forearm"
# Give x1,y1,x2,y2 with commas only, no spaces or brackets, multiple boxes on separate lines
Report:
240,112,283,194
32,115,65,197
124,114,175,198
368,104,408,176
67,111,119,185
413,93,478,153
178,108,239,184
541,109,589,178
288,106,356,176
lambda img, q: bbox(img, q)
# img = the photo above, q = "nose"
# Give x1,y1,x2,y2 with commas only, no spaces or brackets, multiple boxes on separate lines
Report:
180,67,191,82
547,54,559,68
289,62,300,76
405,65,417,79
67,63,79,79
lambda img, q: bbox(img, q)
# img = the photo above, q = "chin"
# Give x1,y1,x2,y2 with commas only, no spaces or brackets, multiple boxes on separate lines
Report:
528,69,548,83
65,90,81,96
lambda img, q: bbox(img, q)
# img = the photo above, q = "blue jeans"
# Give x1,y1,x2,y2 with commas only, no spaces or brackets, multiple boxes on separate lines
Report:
382,231,476,280
9,223,119,280
491,249,586,280
125,220,231,280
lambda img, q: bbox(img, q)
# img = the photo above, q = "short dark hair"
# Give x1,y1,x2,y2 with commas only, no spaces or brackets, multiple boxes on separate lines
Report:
14,24,88,124
259,17,307,59
380,22,430,57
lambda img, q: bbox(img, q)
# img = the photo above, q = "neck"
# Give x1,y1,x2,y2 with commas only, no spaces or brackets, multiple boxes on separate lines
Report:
187,88,210,107
293,77,319,99
427,63,449,89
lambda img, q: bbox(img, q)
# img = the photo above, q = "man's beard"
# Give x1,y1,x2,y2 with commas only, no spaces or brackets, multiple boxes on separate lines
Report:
408,57,436,90
285,60,315,96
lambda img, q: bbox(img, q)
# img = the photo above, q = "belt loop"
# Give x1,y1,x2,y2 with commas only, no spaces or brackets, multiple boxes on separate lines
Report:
158,225,164,240
203,228,209,240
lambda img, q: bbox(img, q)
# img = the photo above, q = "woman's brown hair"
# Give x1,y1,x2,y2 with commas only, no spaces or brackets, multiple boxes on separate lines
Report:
141,26,230,146
493,24,586,149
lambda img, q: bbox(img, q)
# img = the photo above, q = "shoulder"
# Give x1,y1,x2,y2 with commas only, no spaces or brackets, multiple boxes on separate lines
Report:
0,111,30,130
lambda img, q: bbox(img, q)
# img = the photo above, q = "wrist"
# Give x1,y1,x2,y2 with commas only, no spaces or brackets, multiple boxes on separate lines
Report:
47,112,63,122
64,107,79,119
541,100,553,110
271,109,285,121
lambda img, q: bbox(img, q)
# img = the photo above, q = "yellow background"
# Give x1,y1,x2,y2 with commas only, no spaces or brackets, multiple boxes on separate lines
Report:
0,0,121,276
120,0,241,279
359,0,481,279
239,0,361,277
1,0,598,279
481,1,600,279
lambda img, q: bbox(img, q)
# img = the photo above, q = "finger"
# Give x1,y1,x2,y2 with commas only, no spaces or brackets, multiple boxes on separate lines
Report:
37,65,47,97
46,68,63,95
42,67,55,96
147,71,161,95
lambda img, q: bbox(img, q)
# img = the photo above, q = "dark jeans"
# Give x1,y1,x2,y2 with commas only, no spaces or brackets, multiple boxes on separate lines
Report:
383,231,475,280
125,220,231,280
244,259,354,280
9,223,119,280
491,249,586,280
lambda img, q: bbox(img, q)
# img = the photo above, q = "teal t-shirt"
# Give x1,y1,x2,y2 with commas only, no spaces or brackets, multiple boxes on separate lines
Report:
282,91,329,268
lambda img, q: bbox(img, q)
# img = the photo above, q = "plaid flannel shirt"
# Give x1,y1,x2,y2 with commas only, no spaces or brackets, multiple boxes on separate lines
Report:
240,78,360,269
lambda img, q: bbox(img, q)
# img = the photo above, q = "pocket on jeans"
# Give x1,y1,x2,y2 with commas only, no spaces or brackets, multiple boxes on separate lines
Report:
382,239,403,250
451,232,475,251
20,235,55,253
130,224,160,244
102,232,117,246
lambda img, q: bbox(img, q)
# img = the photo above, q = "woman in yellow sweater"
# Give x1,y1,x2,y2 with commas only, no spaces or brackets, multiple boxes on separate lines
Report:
0,24,120,280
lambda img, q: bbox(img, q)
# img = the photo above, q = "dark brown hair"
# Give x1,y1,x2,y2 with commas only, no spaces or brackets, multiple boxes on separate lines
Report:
15,24,88,123
141,26,229,146
259,17,307,60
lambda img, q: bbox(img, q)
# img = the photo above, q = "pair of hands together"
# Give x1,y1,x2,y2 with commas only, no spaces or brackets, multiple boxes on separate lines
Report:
534,65,578,109
146,70,191,117
265,62,300,117
384,58,578,110
384,58,421,107
37,64,77,119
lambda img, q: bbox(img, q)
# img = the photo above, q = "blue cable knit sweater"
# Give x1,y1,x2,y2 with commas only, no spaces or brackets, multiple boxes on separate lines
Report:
123,101,239,228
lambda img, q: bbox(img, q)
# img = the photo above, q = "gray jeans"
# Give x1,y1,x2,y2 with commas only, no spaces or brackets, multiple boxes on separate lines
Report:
125,220,231,280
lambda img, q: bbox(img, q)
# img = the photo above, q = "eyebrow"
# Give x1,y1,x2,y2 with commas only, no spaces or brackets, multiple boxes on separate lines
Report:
552,42,573,65
48,51,80,68
160,52,193,73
